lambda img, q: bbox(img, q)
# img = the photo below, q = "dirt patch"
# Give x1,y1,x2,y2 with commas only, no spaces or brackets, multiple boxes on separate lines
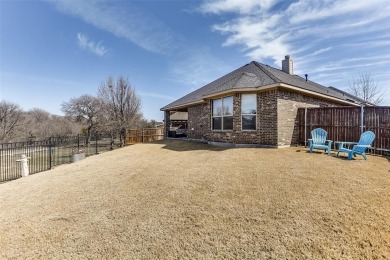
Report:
0,140,389,259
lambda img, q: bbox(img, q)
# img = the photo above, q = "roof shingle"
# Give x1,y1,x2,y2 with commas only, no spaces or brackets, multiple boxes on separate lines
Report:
161,61,363,110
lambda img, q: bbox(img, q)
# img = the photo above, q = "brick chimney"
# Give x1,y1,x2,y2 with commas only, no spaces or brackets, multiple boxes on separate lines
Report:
282,55,293,75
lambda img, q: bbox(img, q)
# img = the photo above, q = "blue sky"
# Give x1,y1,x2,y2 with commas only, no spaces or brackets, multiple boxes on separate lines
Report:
1,0,389,121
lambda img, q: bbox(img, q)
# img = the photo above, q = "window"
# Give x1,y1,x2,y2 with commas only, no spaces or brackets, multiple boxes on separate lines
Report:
241,94,256,130
212,96,233,130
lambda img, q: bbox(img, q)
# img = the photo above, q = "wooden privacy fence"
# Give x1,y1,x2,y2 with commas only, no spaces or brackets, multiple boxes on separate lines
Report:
127,128,164,144
298,106,390,154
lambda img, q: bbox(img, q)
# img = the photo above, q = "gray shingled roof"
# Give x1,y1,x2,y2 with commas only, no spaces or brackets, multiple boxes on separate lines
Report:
161,61,363,110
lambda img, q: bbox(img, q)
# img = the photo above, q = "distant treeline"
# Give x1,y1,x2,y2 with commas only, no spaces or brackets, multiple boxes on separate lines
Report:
1,76,161,144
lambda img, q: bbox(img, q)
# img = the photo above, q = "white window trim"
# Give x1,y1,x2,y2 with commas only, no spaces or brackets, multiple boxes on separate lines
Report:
211,96,233,131
241,94,257,131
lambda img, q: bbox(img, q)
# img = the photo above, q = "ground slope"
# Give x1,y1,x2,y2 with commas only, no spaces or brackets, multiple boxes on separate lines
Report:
0,140,389,259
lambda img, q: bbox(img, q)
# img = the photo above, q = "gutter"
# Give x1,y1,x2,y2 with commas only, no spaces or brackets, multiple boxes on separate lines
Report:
161,83,361,111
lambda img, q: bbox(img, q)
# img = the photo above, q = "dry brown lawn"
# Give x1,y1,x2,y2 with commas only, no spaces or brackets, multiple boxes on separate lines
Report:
0,139,389,259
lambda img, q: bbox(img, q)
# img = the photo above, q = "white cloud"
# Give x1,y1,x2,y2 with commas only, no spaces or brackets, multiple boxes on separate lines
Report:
199,0,280,14
197,0,390,102
47,0,230,89
200,0,390,67
139,92,175,101
310,47,332,57
287,0,389,24
47,0,178,55
77,33,108,57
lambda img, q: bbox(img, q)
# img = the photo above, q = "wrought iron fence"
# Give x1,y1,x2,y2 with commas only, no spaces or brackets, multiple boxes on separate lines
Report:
0,134,121,182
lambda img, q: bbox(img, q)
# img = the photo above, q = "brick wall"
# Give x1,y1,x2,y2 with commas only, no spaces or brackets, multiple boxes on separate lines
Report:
206,94,239,143
203,94,263,144
187,103,210,139
164,110,171,137
167,88,345,146
258,90,278,145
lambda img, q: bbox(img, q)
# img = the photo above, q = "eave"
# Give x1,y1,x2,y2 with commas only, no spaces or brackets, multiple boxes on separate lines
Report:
160,83,361,111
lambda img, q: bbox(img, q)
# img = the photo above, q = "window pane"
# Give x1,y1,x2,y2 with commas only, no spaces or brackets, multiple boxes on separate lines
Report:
223,116,233,130
212,117,222,130
242,115,256,130
223,96,233,116
212,99,222,116
241,94,256,114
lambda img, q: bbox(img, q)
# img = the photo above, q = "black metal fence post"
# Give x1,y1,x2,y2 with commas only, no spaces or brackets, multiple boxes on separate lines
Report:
77,134,80,151
49,138,52,169
95,134,98,154
1,133,127,182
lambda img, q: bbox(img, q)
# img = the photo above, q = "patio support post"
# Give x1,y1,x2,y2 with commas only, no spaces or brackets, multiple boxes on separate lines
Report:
304,107,307,147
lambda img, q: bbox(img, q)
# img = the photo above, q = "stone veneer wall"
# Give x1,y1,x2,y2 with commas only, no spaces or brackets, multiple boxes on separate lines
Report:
276,89,341,146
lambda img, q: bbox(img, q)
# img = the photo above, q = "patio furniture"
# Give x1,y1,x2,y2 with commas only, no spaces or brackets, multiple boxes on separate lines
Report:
337,131,375,160
308,128,333,156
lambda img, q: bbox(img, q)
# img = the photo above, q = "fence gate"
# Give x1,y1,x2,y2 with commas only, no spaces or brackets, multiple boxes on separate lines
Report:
127,128,164,144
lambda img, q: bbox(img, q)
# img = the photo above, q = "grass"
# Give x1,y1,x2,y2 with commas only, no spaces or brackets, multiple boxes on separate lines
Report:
0,139,389,259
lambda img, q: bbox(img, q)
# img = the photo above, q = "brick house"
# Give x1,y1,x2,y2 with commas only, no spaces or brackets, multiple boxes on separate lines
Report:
161,56,365,147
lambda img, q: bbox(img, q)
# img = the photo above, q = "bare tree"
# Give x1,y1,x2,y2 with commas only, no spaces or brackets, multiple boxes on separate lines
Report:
61,94,101,143
348,73,385,105
24,108,51,139
24,108,82,139
138,118,160,128
98,76,141,146
49,115,82,137
0,100,24,142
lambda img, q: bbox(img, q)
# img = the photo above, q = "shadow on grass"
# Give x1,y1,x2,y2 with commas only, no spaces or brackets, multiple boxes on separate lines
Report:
297,147,343,158
297,148,330,155
150,139,229,152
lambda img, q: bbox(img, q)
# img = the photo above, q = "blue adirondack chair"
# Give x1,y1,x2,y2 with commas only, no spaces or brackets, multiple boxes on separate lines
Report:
308,128,333,156
337,131,375,160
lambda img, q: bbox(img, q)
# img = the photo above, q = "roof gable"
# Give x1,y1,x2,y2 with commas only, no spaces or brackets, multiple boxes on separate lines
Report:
161,61,363,110
234,73,263,89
